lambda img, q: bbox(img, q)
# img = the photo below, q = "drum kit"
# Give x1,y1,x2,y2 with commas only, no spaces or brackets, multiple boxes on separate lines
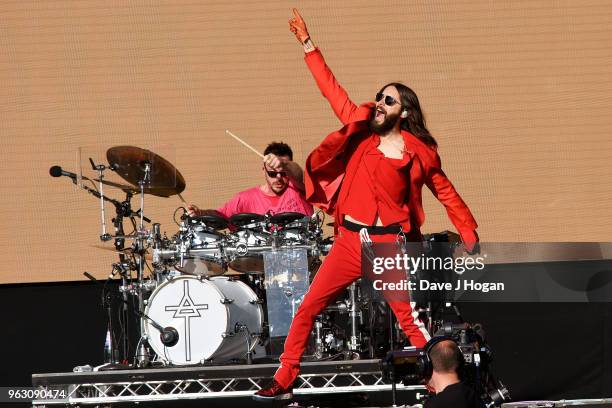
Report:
54,145,387,368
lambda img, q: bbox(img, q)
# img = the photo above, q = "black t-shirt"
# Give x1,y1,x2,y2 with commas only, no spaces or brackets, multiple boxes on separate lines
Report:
424,382,485,408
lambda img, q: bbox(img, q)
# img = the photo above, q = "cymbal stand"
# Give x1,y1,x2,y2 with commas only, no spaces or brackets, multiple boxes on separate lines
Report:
135,162,152,367
89,158,112,242
110,193,142,365
138,162,151,231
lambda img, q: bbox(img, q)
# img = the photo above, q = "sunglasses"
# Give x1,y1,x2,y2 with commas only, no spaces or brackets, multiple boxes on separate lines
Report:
375,93,401,107
265,169,288,178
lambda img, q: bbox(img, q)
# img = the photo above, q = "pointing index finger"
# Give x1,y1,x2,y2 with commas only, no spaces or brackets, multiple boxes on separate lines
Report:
292,8,303,21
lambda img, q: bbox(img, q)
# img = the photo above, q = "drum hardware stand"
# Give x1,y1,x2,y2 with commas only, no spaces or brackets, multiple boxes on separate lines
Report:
178,237,188,270
138,162,151,231
110,192,146,364
80,271,128,371
235,323,258,364
81,271,116,369
88,158,112,242
368,299,376,358
134,162,153,367
102,275,118,365
314,318,324,359
107,187,151,365
174,217,190,270
150,223,168,281
388,362,402,408
114,254,133,365
388,303,396,352
95,262,135,371
347,282,362,354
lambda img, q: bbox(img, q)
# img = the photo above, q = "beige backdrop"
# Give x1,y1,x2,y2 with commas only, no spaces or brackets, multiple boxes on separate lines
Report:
1,1,611,284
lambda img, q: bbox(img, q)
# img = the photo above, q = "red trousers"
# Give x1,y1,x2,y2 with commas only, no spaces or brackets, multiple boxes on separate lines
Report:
274,226,430,388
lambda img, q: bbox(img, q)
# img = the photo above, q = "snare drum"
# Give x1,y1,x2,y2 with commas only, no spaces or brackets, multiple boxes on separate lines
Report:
144,275,263,365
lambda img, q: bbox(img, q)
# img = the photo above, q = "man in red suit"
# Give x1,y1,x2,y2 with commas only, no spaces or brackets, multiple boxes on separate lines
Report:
254,9,479,401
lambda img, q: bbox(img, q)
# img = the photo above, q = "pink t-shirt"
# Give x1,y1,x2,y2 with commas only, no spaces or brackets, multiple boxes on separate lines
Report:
217,180,314,218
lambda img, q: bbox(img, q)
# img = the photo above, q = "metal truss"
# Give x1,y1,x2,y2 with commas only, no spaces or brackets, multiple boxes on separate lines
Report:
32,370,424,406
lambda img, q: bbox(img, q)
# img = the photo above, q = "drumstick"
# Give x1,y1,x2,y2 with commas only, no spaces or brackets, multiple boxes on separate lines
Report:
225,130,264,159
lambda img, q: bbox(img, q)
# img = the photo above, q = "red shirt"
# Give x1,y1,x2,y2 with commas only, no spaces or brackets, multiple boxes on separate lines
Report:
216,180,314,218
342,136,413,228
302,48,479,247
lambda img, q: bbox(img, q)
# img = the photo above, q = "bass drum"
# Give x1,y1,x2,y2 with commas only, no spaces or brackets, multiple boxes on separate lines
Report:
144,275,263,365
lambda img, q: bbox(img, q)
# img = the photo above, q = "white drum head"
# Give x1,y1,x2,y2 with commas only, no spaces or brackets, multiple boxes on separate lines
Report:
145,276,228,365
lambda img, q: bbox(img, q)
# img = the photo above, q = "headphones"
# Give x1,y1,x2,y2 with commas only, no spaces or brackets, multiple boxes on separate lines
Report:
400,110,408,118
416,336,460,380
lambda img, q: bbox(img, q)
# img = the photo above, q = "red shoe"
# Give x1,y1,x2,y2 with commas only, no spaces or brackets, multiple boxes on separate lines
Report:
252,379,293,402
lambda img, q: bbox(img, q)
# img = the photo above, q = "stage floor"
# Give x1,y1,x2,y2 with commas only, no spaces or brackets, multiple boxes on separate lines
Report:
31,358,425,406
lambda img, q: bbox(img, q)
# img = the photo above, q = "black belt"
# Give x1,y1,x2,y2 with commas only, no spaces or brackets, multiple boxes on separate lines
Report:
342,219,403,235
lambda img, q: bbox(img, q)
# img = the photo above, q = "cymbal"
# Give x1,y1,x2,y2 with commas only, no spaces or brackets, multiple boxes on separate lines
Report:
107,146,186,197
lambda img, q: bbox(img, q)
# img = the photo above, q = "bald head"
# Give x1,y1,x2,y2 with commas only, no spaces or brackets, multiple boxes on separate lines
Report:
430,340,463,374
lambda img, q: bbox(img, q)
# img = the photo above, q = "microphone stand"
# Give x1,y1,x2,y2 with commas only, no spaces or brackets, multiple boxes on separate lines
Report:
75,180,151,226
83,270,131,371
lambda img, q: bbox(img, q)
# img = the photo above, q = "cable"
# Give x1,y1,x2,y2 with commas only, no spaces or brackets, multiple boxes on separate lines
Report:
132,336,143,367
316,209,325,229
173,206,187,227
84,178,100,193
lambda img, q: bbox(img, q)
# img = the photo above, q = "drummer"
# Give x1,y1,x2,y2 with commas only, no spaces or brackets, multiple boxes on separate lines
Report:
188,142,314,218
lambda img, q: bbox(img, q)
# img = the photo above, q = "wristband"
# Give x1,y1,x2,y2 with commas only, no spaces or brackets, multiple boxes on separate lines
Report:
303,37,315,53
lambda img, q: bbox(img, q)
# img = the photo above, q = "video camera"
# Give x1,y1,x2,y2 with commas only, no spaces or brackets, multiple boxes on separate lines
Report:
382,322,510,407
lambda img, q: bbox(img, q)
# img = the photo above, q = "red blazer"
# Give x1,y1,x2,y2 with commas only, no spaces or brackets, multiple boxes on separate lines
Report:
302,49,479,248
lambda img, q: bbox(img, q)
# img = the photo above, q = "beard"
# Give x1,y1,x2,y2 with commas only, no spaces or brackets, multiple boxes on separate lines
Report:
268,179,288,195
369,110,401,135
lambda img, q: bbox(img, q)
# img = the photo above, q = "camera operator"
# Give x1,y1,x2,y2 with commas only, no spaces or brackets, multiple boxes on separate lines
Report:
424,338,485,408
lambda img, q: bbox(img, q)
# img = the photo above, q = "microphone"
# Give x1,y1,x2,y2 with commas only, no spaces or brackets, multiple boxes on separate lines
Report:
138,311,179,347
160,327,179,347
49,165,77,180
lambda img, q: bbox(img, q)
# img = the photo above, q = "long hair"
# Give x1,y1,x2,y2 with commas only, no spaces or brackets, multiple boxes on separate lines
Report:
378,82,437,148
